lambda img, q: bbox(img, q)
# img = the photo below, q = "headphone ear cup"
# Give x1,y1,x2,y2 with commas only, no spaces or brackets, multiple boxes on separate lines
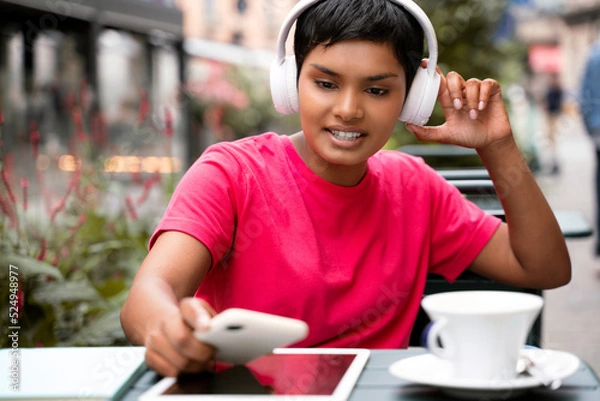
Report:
398,66,441,126
270,55,299,114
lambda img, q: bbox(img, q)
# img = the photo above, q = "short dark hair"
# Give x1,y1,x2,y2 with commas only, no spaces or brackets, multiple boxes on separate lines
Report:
293,0,425,93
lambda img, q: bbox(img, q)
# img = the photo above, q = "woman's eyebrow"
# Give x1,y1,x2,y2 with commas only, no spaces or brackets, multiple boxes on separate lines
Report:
310,63,339,77
309,64,399,81
366,72,400,82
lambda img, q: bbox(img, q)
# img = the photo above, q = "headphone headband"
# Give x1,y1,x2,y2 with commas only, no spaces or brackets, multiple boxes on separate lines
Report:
274,0,438,76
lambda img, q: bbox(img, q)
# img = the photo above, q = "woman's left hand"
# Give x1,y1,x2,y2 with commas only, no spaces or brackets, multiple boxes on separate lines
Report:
406,66,512,150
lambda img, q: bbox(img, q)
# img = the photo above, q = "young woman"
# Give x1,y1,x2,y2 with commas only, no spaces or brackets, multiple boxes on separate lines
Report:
120,0,570,377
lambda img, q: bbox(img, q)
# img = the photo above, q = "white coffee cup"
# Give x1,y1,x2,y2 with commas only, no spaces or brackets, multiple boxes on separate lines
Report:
421,290,544,382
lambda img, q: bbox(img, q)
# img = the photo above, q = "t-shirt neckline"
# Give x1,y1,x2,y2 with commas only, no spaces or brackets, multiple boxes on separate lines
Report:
280,134,374,197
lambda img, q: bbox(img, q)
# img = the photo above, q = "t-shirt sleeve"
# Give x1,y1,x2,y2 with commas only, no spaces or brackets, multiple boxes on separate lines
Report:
149,144,243,267
426,168,502,282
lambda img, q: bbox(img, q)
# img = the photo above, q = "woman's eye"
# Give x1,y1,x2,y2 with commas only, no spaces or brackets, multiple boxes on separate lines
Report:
315,80,336,90
367,88,388,96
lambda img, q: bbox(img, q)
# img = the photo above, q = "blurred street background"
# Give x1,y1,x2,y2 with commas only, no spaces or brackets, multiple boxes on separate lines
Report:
0,0,599,374
526,102,600,375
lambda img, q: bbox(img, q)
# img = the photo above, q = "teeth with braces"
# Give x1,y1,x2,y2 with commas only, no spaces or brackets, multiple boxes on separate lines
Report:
330,130,362,140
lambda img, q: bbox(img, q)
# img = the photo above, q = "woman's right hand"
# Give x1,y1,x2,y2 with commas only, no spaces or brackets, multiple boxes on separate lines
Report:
143,297,217,377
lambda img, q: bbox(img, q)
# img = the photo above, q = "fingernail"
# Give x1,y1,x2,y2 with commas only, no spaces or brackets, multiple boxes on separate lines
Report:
406,124,417,134
469,109,478,120
453,98,462,110
478,101,485,111
196,309,211,330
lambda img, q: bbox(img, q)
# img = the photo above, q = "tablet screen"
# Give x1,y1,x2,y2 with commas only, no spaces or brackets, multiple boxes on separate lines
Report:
139,348,370,400
162,353,356,395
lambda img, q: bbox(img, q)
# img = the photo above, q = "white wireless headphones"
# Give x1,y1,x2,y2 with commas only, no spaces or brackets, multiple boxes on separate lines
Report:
270,0,441,126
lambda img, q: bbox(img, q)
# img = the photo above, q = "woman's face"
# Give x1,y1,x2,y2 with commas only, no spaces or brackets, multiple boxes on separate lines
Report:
296,39,407,185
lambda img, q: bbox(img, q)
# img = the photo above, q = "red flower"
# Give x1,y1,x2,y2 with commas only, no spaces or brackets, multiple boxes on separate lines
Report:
138,90,150,125
72,110,87,142
125,195,138,220
49,167,81,222
21,177,29,211
91,112,107,146
37,239,47,261
164,107,174,137
1,169,16,204
29,122,40,158
137,175,158,206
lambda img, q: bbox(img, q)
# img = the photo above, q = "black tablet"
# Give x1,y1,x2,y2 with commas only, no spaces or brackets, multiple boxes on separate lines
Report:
139,348,370,401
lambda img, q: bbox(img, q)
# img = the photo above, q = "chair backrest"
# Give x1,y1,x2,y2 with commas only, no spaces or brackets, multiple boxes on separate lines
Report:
408,169,540,347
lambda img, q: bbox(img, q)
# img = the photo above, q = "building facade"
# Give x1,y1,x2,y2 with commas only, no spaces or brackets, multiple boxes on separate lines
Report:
0,0,190,181
178,0,296,51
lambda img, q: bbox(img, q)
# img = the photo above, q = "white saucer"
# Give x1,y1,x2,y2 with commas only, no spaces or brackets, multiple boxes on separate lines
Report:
388,349,580,400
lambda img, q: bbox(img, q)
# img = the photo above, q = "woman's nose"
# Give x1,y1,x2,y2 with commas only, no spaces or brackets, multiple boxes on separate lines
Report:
333,90,364,121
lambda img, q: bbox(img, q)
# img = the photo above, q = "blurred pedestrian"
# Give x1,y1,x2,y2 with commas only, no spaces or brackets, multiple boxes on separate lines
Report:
544,73,563,174
580,37,600,256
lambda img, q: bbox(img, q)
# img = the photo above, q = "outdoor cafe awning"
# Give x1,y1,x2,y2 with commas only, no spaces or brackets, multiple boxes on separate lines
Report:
0,0,182,37
184,38,275,70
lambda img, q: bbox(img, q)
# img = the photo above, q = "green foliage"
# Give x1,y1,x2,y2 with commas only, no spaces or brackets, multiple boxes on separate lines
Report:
221,68,300,138
0,104,171,348
0,190,153,348
423,0,519,79
188,63,300,145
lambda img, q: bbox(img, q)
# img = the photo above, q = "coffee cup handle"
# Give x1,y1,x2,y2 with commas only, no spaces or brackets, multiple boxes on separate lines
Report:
424,318,453,359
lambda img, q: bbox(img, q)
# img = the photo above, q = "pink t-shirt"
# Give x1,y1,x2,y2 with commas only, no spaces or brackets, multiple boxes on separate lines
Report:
150,132,501,349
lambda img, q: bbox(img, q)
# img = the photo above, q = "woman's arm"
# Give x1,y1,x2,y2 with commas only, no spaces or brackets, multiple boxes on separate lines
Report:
120,231,217,376
406,68,571,289
469,137,571,289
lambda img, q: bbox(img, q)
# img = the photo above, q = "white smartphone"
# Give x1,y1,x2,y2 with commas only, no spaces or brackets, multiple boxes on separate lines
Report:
194,308,309,365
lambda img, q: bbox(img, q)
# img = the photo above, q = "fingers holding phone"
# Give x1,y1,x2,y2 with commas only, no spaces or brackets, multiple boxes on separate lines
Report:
180,297,217,332
144,298,217,377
